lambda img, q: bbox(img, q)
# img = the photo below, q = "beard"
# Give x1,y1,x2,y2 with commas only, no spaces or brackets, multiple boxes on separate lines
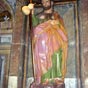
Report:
43,5,51,10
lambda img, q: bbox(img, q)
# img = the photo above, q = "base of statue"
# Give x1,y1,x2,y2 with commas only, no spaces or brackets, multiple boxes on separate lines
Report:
30,83,65,88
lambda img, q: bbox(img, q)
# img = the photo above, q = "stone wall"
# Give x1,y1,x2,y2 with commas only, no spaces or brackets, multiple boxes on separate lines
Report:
79,0,88,88
9,0,24,76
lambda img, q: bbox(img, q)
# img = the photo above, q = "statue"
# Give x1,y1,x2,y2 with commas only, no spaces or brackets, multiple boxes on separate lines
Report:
31,0,68,87
22,0,68,87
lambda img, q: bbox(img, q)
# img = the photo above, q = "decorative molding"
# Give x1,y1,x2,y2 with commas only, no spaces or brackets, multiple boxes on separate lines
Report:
0,0,14,17
0,11,12,22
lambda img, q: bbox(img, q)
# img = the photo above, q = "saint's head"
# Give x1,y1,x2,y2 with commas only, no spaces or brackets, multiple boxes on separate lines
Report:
42,0,53,10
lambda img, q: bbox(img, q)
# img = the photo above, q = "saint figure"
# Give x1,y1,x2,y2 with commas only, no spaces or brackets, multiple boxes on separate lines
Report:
31,0,68,86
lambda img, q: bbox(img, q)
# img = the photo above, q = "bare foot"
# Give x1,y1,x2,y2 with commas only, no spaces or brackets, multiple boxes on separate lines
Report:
54,79,64,84
42,79,49,85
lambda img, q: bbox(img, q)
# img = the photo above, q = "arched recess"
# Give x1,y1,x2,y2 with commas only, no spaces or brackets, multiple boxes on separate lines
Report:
0,0,14,88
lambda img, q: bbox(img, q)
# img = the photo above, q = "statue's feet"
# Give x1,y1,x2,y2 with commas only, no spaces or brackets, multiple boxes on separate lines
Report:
54,78,64,85
42,79,49,85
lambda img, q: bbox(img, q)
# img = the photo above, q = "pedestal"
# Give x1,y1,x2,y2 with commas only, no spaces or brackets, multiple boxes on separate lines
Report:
31,83,65,88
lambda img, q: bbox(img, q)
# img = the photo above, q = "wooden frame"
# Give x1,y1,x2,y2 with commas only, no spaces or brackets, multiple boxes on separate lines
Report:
32,0,77,5
74,2,82,88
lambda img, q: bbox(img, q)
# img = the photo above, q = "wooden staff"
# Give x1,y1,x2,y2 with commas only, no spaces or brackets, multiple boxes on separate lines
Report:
23,0,33,88
20,0,33,88
21,0,34,88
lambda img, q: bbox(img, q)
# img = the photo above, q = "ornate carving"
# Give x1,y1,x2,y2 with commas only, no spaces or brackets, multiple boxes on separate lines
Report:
0,0,13,16
0,10,11,22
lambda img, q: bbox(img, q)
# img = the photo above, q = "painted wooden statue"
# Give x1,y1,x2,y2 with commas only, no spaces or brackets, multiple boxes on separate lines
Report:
22,0,68,87
32,0,68,84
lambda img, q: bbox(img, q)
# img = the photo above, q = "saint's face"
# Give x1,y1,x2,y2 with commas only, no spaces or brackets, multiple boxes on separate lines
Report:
42,0,51,10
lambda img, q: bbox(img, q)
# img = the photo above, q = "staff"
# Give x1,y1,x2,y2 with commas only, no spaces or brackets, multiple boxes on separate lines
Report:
22,1,34,88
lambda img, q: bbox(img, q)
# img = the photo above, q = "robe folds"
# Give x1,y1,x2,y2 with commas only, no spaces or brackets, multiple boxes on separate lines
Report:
32,19,68,84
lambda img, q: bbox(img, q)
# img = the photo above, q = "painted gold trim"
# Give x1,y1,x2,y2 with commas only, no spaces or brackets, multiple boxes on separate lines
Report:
0,29,12,34
0,50,10,54
0,45,11,49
